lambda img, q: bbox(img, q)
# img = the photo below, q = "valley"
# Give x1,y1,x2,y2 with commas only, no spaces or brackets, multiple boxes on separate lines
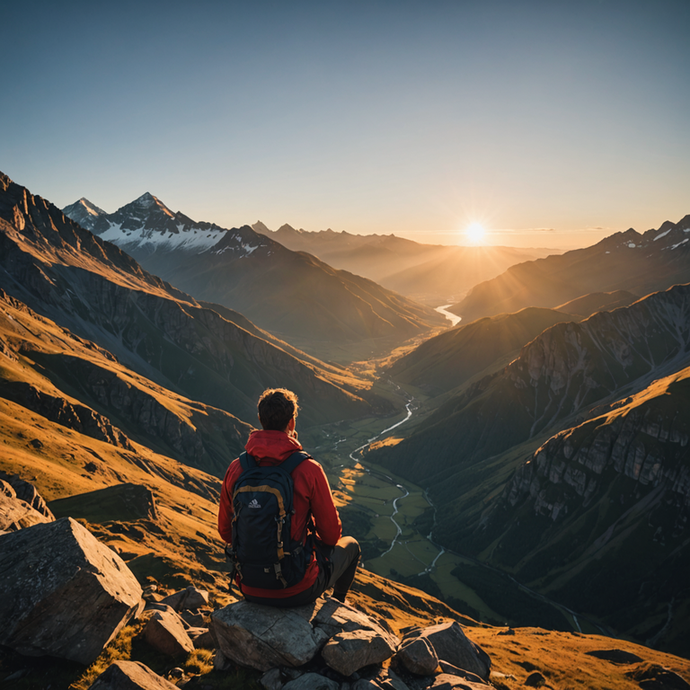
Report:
1,170,689,688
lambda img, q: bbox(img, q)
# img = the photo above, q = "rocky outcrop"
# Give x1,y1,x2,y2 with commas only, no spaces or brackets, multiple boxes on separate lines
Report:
210,598,490,688
0,517,143,664
88,660,178,690
0,380,133,450
0,479,53,532
0,472,55,520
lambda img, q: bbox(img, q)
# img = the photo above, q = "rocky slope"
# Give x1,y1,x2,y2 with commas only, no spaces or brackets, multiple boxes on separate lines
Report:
451,216,690,321
0,172,378,431
63,195,445,356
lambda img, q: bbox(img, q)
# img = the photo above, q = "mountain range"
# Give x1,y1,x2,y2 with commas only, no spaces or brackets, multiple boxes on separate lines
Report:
253,221,555,305
63,196,445,360
372,282,690,656
451,217,690,322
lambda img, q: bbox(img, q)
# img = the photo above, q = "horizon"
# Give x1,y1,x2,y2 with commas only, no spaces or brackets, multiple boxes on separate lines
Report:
2,1,689,252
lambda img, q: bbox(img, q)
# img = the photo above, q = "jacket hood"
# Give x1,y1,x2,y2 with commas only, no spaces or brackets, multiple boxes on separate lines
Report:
245,429,303,465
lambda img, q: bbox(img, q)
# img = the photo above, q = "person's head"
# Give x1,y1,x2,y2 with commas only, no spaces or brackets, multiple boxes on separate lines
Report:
257,388,299,432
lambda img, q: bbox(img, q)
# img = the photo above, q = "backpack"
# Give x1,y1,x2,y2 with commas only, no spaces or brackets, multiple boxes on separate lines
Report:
229,450,313,589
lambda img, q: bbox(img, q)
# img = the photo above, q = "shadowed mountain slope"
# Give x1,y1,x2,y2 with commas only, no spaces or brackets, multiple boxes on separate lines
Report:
556,290,639,317
63,196,444,355
387,307,580,395
369,283,690,655
0,172,376,430
451,217,690,322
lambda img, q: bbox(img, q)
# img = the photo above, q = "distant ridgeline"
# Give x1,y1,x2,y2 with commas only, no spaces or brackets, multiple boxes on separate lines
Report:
63,194,444,357
371,272,690,657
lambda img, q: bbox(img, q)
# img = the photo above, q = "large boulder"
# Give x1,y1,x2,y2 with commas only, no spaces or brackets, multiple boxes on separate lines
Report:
0,473,55,521
395,635,439,676
0,480,52,532
210,600,328,671
0,517,144,664
410,622,490,680
161,585,209,612
88,660,178,689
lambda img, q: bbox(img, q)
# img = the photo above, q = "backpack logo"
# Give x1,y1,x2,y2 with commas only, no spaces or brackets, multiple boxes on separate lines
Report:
248,498,261,509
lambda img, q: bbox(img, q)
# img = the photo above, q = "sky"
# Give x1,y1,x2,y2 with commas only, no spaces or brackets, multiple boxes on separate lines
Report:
2,0,689,250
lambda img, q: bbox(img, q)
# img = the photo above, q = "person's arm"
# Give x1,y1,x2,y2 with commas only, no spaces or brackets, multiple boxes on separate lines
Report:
308,461,342,546
217,460,239,543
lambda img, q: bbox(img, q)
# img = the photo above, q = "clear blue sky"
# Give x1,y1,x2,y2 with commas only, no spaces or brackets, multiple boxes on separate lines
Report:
2,0,688,248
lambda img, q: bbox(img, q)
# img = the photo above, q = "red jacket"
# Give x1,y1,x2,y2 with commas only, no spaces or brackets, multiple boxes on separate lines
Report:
218,429,342,598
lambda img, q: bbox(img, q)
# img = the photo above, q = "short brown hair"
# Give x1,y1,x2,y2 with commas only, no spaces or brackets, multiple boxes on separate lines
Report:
257,388,299,431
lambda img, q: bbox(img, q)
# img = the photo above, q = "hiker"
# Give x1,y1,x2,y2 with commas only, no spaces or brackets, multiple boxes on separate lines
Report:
218,388,360,606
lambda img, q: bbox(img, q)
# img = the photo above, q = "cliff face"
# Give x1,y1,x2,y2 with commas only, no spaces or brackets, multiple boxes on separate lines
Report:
472,366,690,657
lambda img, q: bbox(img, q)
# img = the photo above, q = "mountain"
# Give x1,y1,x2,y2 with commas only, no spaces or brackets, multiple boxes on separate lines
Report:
253,222,555,305
556,290,639,317
387,307,581,395
63,196,445,359
457,363,690,658
0,172,379,440
62,197,106,231
451,216,690,322
371,284,690,654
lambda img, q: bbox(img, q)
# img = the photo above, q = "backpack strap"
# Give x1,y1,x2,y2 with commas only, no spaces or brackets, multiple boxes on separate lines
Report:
238,452,257,471
280,450,311,475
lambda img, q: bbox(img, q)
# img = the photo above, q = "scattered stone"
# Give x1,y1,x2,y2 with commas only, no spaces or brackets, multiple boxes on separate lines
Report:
260,667,284,690
585,649,643,664
395,635,439,676
496,628,515,636
0,472,54,520
0,517,143,664
144,609,195,657
162,585,209,612
180,609,207,627
282,673,340,690
322,629,397,676
525,671,546,687
353,681,383,690
211,601,323,671
88,660,178,689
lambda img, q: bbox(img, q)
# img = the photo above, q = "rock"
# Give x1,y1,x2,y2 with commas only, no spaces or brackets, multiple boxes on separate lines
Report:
260,667,284,690
210,600,323,671
213,649,233,671
0,517,143,664
322,629,397,676
312,598,396,643
524,671,546,687
144,609,195,657
395,635,439,675
161,585,209,611
0,480,52,531
282,673,340,690
417,622,490,680
353,681,383,690
428,674,489,689
438,661,487,685
88,660,178,689
191,629,216,649
0,472,54,520
180,609,207,627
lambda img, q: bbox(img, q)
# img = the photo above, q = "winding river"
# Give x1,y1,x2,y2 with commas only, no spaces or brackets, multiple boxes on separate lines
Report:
337,387,612,636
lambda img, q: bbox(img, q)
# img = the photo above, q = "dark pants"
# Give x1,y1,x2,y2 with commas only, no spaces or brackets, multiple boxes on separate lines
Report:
243,536,361,608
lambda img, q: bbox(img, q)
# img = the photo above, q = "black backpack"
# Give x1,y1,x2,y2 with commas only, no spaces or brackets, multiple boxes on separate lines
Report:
229,450,313,589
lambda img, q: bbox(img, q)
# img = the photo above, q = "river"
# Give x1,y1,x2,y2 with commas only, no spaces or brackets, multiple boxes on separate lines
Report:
338,386,613,636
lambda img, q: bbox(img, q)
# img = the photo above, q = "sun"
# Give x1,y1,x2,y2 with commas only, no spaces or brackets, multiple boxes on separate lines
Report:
465,222,486,245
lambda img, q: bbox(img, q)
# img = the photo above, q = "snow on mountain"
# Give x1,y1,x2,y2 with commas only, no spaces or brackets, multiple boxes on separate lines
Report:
61,198,107,231
65,192,231,255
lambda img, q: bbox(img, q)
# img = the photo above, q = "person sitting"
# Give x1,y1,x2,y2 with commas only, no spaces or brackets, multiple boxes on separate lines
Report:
217,388,360,606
